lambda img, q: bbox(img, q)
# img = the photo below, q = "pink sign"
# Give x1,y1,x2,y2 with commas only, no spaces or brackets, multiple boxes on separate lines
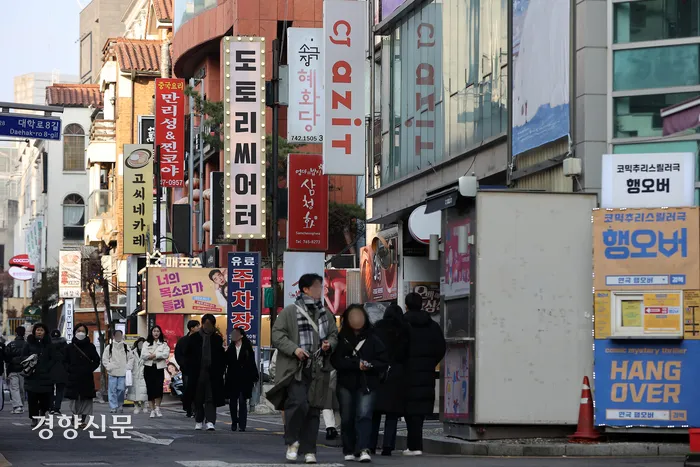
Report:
443,218,470,298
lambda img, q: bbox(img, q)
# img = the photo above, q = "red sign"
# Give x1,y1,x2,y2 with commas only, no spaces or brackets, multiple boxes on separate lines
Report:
155,78,186,187
645,307,668,315
287,154,329,251
9,254,34,271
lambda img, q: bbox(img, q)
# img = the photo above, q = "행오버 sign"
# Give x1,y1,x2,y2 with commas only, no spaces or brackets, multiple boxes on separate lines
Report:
592,208,700,290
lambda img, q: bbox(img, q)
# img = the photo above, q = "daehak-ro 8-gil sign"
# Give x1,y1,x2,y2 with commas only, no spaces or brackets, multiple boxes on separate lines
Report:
224,36,267,240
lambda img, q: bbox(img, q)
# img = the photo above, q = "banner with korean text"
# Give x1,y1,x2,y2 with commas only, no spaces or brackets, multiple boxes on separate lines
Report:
227,252,261,346
59,250,81,298
147,267,227,314
287,28,324,143
287,154,329,251
592,208,700,290
123,145,154,254
155,78,185,187
323,0,367,175
223,37,266,240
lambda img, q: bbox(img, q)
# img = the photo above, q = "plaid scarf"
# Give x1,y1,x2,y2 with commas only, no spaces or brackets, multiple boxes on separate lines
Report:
297,294,330,353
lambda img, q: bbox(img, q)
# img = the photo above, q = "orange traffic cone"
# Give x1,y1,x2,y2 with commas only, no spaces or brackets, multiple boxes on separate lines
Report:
568,376,601,443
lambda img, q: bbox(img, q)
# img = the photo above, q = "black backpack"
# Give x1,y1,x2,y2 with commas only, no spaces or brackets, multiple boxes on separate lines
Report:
108,343,129,358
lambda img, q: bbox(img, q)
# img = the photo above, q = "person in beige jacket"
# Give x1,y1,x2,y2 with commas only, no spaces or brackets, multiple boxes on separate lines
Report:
102,330,133,414
141,325,170,418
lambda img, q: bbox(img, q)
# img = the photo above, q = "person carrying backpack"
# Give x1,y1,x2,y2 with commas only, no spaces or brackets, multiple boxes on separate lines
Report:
102,330,133,414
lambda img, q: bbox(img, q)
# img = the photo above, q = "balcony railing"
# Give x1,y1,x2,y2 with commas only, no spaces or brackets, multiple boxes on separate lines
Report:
89,119,116,143
87,189,113,220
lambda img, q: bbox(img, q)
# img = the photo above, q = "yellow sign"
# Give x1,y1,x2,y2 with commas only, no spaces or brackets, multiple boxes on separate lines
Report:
594,291,611,339
684,290,700,339
147,267,227,314
123,144,154,255
643,293,682,333
621,300,642,327
593,208,700,290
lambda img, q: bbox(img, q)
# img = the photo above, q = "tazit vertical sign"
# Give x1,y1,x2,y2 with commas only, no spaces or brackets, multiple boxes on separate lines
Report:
227,252,261,346
323,0,367,176
224,37,267,240
287,28,324,143
287,154,329,251
155,78,185,187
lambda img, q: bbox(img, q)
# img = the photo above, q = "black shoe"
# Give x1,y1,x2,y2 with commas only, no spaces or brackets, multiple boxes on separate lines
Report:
53,409,62,416
231,424,237,432
370,448,376,455
239,426,246,432
381,449,392,456
31,419,38,428
326,427,338,440
186,411,193,418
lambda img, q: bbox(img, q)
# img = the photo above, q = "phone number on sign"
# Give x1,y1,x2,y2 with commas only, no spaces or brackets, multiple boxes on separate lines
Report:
160,179,184,187
289,135,323,143
296,239,321,245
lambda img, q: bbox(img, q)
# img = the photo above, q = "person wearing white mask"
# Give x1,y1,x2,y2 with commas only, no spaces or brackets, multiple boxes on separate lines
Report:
102,330,132,414
127,338,148,414
64,323,101,427
142,325,170,418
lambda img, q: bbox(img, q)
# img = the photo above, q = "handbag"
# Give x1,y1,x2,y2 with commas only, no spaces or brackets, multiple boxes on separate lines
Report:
125,369,133,387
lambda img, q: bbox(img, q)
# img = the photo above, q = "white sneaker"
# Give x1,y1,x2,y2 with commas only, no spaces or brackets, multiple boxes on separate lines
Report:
195,422,203,430
359,450,371,463
149,410,156,418
206,422,215,431
12,408,24,414
304,453,317,464
155,407,163,417
402,450,423,456
344,455,358,461
286,442,300,461
134,407,141,415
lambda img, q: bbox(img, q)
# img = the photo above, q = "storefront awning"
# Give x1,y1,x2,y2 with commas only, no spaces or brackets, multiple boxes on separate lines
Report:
425,187,459,214
661,96,700,136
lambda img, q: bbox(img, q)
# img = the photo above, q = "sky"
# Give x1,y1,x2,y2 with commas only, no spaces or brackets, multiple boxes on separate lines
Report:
0,0,82,102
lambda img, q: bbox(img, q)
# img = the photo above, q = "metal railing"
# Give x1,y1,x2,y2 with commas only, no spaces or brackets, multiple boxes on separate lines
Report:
89,119,116,142
87,189,113,220
6,317,35,336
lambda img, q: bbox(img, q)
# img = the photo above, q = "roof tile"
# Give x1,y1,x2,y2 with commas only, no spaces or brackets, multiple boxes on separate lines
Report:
45,84,103,108
153,0,173,22
114,38,162,73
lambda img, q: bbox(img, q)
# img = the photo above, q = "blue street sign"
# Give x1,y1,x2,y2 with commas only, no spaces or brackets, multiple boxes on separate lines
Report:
0,114,62,141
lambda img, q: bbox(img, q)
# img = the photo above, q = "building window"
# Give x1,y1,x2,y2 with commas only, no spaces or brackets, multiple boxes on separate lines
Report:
614,92,698,138
80,33,92,80
614,0,700,44
613,44,700,91
63,124,86,172
63,193,85,240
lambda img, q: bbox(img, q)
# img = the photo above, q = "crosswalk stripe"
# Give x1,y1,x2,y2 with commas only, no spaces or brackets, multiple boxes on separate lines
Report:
177,463,345,467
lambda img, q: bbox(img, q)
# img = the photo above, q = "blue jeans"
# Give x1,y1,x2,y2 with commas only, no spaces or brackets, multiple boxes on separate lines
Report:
337,386,376,455
229,390,248,429
108,375,126,410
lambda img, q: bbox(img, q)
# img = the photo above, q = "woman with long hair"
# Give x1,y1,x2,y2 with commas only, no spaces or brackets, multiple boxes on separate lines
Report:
21,323,57,427
127,337,148,414
141,325,170,418
331,305,388,463
64,323,100,427
224,327,259,432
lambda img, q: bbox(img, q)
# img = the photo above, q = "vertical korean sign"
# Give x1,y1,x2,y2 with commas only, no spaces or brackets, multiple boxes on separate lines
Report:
155,78,185,187
58,250,81,298
227,252,261,346
287,28,324,143
64,299,75,342
287,154,328,251
224,37,266,240
323,0,367,175
123,145,154,254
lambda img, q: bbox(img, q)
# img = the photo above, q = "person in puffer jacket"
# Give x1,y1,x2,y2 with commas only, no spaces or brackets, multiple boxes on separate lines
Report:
102,330,133,414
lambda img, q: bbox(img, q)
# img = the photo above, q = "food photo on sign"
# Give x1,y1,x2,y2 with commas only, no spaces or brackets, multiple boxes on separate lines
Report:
359,228,399,303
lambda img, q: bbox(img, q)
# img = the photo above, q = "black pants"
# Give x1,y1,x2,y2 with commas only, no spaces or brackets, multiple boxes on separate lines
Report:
53,383,65,411
370,413,400,451
405,414,425,451
229,390,248,430
27,391,51,421
284,378,320,454
182,375,193,414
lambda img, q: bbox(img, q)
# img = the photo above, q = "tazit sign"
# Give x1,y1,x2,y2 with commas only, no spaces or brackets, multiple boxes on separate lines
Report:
323,0,367,176
409,22,436,156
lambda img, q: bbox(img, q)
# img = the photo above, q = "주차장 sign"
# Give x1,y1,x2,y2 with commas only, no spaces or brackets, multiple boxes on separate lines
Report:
601,153,695,208
593,339,700,427
287,154,329,251
227,252,261,346
123,145,154,254
287,28,324,144
0,114,62,141
155,78,186,187
323,0,367,175
223,37,266,239
592,208,700,290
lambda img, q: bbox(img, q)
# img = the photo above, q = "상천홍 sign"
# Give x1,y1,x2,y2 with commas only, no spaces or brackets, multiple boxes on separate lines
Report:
155,78,186,187
287,154,329,251
592,208,699,290
0,114,62,141
287,28,324,144
227,252,261,346
224,37,266,239
323,0,367,175
147,267,227,314
601,153,695,208
594,339,700,427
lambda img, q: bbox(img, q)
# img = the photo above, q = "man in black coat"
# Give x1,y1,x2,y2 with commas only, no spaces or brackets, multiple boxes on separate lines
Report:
175,320,200,417
403,293,446,456
50,330,68,414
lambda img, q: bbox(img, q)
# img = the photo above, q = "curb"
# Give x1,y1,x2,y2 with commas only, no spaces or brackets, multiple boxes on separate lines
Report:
0,452,12,467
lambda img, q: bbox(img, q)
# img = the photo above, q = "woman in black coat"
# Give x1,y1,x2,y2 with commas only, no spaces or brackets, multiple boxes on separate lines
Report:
403,293,447,455
370,304,411,455
182,314,226,430
331,305,388,463
21,323,57,426
64,323,101,425
224,327,259,432
50,330,69,414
